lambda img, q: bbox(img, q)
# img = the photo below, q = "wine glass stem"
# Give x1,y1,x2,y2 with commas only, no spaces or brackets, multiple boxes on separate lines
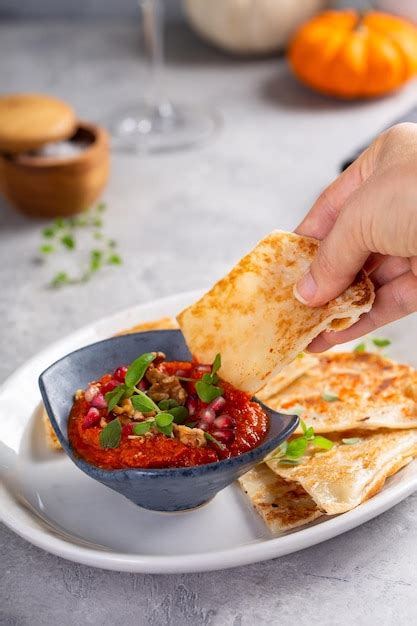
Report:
139,0,171,114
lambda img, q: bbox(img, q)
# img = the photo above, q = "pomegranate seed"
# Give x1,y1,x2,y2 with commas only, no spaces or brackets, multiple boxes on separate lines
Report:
208,396,226,413
82,407,100,429
186,394,198,417
194,364,212,373
85,384,100,403
122,423,133,437
198,407,216,425
213,414,235,429
101,379,118,394
175,369,190,378
196,420,210,431
113,366,128,383
212,429,235,445
137,379,149,391
90,393,107,409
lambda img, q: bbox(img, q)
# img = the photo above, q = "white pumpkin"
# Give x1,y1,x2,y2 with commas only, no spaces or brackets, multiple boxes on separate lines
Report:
184,0,330,55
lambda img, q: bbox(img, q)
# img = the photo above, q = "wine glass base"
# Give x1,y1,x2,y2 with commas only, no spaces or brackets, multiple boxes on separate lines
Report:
108,102,221,153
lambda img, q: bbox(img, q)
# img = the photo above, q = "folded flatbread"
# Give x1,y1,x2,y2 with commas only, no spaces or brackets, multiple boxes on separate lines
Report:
266,351,417,432
177,230,374,394
257,353,318,403
239,463,323,532
267,429,417,514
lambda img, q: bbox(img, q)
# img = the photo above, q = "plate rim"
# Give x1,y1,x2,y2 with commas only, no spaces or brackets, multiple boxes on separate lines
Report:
2,290,417,573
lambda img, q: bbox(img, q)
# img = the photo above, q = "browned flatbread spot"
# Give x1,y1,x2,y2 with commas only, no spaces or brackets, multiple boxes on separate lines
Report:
265,351,417,432
177,230,374,394
239,463,323,532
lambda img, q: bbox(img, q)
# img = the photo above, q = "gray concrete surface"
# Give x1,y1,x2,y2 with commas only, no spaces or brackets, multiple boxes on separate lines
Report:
1,18,417,626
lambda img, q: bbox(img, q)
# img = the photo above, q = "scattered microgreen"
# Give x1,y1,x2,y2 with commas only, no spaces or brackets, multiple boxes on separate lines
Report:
155,412,174,436
105,385,126,412
37,202,122,288
204,432,226,450
353,343,366,353
133,421,152,436
372,338,391,348
125,353,156,388
342,437,361,445
196,353,223,402
60,233,76,250
167,406,189,424
40,244,55,255
269,421,334,465
158,399,179,411
99,418,121,448
184,421,197,429
322,390,339,402
131,391,159,414
107,253,122,266
50,271,71,288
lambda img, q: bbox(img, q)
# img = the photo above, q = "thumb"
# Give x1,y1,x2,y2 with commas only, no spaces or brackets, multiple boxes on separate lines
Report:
294,193,369,307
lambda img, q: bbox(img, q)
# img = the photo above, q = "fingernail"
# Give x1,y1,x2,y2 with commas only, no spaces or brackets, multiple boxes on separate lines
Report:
293,271,317,305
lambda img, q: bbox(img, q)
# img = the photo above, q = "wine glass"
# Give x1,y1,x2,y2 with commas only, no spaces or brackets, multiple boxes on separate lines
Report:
108,0,220,153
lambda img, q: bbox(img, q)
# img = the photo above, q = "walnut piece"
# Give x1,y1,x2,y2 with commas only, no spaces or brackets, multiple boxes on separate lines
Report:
173,424,207,448
146,365,187,405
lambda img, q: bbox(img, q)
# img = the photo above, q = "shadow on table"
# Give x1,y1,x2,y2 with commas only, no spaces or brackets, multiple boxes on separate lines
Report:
261,68,369,113
0,196,42,233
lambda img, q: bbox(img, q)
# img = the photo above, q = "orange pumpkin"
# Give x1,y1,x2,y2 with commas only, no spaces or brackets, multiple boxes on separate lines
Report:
288,10,417,99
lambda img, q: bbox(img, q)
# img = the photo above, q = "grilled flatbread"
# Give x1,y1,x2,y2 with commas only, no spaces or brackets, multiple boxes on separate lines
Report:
177,230,374,394
266,351,417,432
43,316,179,451
239,464,323,532
257,353,319,403
267,429,417,514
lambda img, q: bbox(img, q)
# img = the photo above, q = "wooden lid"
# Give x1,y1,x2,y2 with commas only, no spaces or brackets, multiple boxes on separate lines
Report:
0,93,77,154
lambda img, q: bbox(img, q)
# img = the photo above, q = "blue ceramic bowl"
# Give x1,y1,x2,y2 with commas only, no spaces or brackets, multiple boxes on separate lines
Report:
39,330,299,512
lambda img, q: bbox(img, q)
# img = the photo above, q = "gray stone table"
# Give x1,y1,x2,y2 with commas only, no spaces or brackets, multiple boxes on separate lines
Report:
2,19,417,626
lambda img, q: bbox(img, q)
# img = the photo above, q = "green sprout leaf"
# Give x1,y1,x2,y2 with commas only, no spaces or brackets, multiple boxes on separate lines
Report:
125,353,156,388
40,244,55,254
50,271,71,288
342,437,361,445
105,385,126,412
61,234,75,250
155,412,174,436
158,399,179,411
99,418,121,448
270,422,334,465
42,227,55,238
204,432,226,450
96,202,107,213
212,353,221,376
312,435,334,450
131,391,159,414
107,253,122,266
195,380,223,403
322,390,339,402
354,343,366,353
167,406,189,424
372,338,391,348
133,421,152,436
89,249,103,272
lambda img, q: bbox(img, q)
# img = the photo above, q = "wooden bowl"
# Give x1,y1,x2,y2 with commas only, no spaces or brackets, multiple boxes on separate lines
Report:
0,122,109,219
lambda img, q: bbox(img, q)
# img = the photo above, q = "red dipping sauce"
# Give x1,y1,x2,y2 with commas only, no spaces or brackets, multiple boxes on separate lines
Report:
68,359,269,470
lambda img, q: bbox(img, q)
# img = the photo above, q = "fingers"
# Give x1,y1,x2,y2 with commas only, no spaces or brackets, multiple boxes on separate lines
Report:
370,256,410,289
296,145,375,240
307,270,417,352
294,191,369,306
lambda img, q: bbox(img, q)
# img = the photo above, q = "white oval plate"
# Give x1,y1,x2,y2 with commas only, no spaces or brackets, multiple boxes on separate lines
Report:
1,291,417,574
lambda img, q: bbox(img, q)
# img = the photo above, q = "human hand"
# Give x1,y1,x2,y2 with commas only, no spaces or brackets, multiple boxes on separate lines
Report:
294,122,417,352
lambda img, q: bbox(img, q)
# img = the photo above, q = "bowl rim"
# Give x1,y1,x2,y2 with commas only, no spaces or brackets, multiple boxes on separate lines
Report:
39,330,299,478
